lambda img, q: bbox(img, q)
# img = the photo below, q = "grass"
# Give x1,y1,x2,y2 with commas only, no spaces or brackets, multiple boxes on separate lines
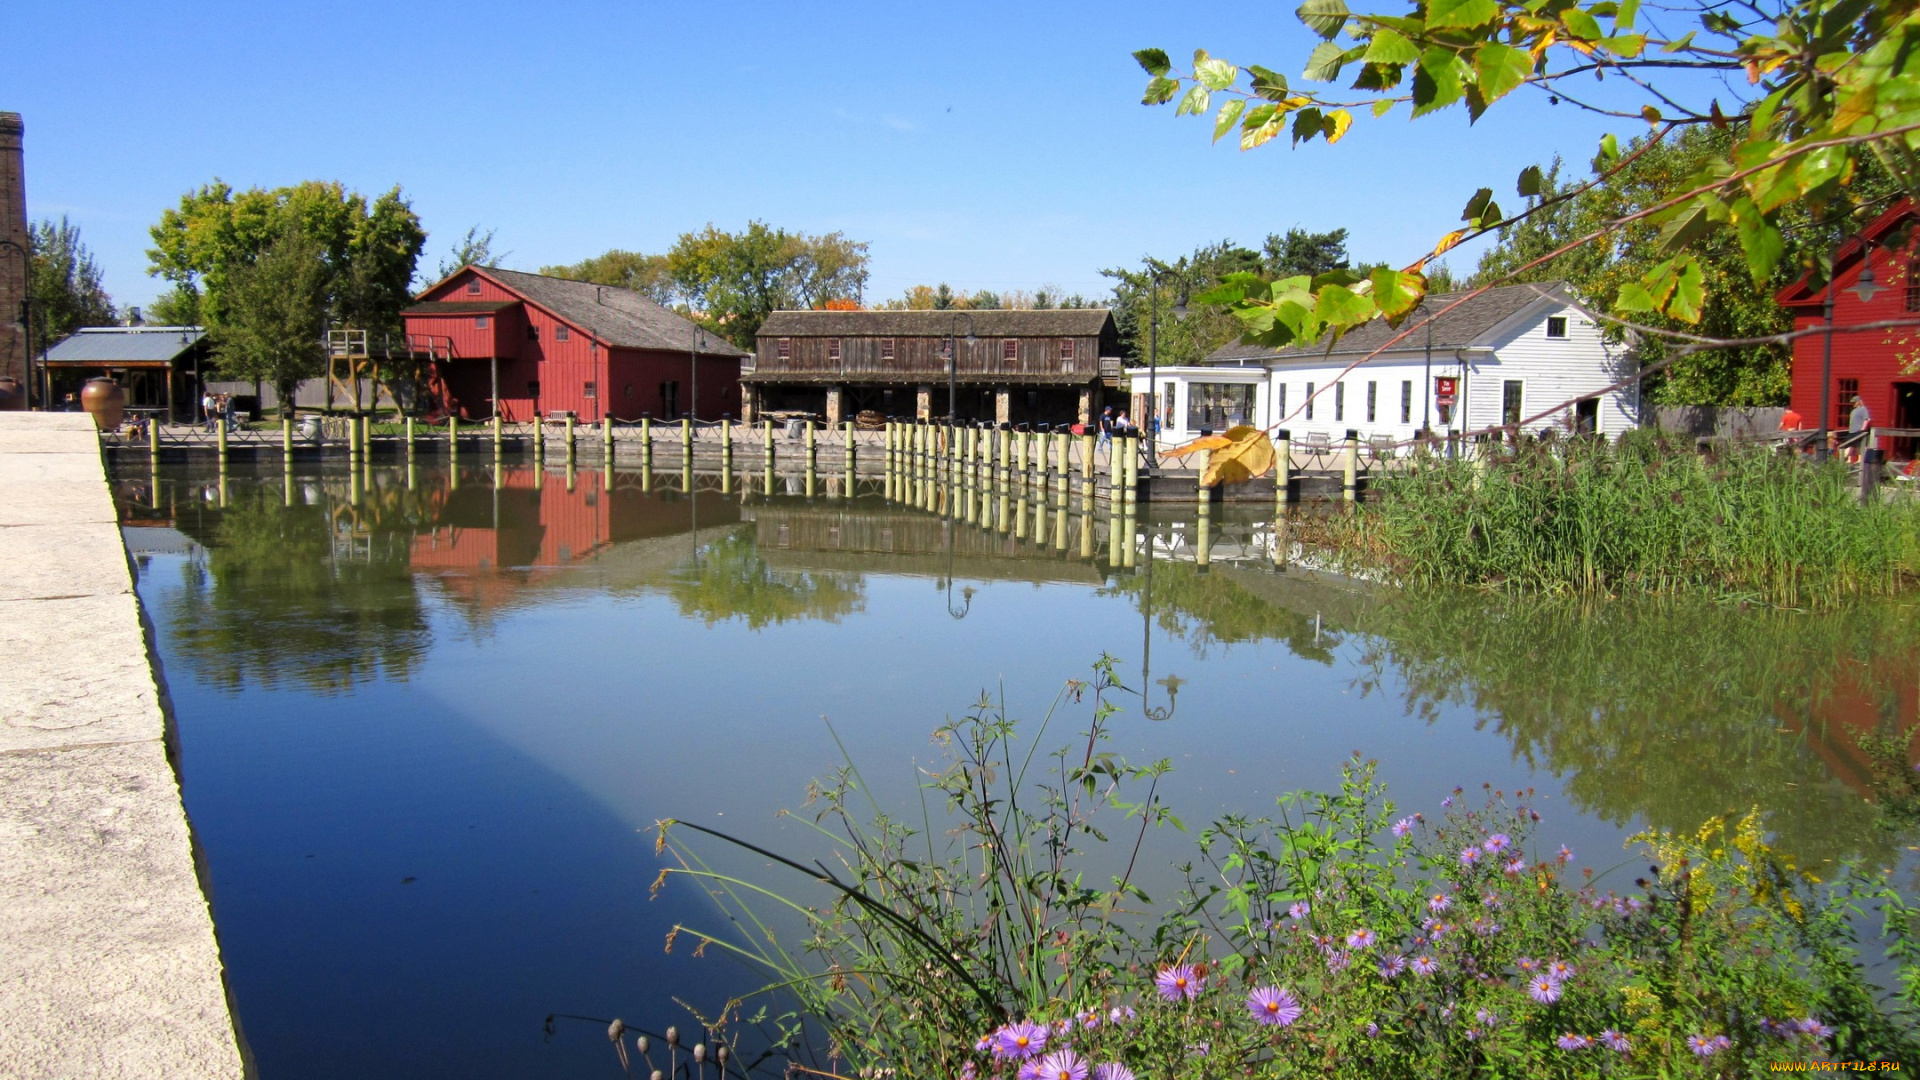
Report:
1319,429,1920,606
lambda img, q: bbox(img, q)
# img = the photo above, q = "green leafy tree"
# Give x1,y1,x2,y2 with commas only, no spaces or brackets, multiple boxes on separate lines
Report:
1133,0,1920,422
211,227,330,415
541,248,673,304
666,528,864,628
27,216,116,340
437,225,505,280
147,285,200,327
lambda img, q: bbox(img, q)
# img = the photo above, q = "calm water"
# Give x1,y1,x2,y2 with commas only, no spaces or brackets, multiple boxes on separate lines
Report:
112,460,1919,1078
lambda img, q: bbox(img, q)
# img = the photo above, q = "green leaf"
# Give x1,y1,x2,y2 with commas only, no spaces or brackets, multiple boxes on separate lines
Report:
1195,56,1239,91
1291,106,1326,143
1473,42,1533,104
1592,132,1621,170
1562,7,1603,38
1654,199,1714,253
1413,48,1468,115
1370,267,1428,325
1600,34,1645,57
1668,254,1704,323
1364,28,1423,65
1297,0,1351,38
1428,0,1499,29
1141,77,1180,105
1133,48,1172,76
1304,41,1351,82
1662,30,1696,51
1372,98,1396,117
1517,164,1545,197
1213,98,1248,142
1615,0,1640,29
1461,186,1495,223
1242,102,1280,130
1176,85,1211,117
1249,65,1290,100
1731,200,1785,286
1614,282,1658,313
1314,284,1376,328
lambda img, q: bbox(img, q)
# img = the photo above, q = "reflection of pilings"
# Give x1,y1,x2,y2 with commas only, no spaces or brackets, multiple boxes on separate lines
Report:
1108,504,1122,568
1276,429,1291,512
1196,502,1212,569
1079,506,1093,560
1271,513,1289,570
1122,508,1136,569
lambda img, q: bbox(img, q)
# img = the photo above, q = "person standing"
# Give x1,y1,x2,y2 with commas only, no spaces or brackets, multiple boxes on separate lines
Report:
1847,394,1871,463
1097,406,1114,451
201,390,216,433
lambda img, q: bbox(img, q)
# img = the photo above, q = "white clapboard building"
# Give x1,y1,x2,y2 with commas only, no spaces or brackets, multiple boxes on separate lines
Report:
1129,282,1639,452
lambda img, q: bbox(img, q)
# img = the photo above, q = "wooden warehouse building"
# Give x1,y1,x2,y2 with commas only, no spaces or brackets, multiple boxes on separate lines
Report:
744,309,1121,427
403,266,748,423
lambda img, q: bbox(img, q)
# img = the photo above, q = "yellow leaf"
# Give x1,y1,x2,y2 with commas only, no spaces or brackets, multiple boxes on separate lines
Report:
1161,434,1233,458
1326,108,1354,143
1433,229,1468,256
1198,425,1277,488
1832,85,1877,130
1529,28,1557,63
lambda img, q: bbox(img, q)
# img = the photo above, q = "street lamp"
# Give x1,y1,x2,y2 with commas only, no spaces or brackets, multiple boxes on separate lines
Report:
938,312,978,472
690,324,707,424
0,237,30,410
1817,239,1889,459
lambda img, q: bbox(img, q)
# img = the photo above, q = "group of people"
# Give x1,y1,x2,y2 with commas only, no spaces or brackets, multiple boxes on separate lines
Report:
1779,394,1873,461
200,391,240,434
1096,406,1139,450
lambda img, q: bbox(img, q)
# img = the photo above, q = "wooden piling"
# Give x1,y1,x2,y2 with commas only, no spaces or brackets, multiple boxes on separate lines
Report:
151,414,162,460
493,414,503,462
281,414,292,464
1275,429,1291,511
448,414,458,457
681,416,692,459
1342,429,1359,503
217,414,229,464
1081,432,1096,485
1195,448,1210,511
566,414,577,464
404,415,414,461
844,419,855,492
1862,447,1885,504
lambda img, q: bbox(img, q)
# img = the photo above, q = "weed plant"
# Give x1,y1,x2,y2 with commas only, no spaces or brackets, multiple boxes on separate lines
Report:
1326,431,1920,605
648,660,1920,1078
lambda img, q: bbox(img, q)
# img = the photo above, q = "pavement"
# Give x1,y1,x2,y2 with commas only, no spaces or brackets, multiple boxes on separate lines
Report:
0,412,248,1077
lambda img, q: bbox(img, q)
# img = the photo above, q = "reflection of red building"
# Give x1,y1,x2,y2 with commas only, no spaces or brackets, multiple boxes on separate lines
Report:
1788,646,1920,799
1777,200,1920,452
403,267,748,424
408,466,740,613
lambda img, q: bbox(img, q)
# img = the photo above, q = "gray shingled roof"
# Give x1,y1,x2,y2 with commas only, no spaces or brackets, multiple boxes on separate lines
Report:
469,267,749,356
758,308,1113,338
1206,282,1564,363
44,327,204,365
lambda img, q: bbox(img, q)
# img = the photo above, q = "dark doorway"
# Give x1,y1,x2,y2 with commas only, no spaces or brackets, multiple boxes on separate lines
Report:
1894,382,1920,462
1574,398,1599,435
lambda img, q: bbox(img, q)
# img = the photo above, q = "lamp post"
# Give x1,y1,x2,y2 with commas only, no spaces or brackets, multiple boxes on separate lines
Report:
0,237,30,409
1817,239,1887,460
690,324,707,424
939,312,978,475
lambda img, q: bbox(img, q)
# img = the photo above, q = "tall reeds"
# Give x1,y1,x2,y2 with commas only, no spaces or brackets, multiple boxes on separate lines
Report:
1330,431,1920,605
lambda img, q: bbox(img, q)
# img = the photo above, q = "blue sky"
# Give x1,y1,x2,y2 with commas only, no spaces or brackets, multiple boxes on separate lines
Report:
10,1,1638,312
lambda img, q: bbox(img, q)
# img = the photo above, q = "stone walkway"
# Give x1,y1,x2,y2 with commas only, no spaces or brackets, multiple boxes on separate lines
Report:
0,413,247,1077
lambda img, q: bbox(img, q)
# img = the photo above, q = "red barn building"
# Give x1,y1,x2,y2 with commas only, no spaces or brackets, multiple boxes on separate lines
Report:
1777,200,1920,453
403,266,747,423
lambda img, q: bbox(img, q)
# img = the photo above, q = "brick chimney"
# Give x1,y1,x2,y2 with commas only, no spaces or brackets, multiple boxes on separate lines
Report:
0,112,25,398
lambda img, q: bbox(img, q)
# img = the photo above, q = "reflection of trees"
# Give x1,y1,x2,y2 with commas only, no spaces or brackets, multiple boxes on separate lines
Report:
667,528,865,629
1351,594,1917,868
165,475,433,694
1099,560,1339,663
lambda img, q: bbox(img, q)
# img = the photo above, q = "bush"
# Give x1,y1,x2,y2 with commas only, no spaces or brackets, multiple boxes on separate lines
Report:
650,661,1919,1077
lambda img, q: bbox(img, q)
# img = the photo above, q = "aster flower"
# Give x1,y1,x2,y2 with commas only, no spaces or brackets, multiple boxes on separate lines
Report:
1558,845,1574,862
1545,959,1576,983
1075,1010,1100,1031
1288,901,1311,920
1410,955,1439,976
1556,1033,1594,1050
1107,1006,1136,1025
1475,1008,1501,1028
1459,845,1482,866
1503,858,1526,875
993,1021,1049,1060
1377,955,1407,979
1483,832,1512,853
1091,1066,1136,1080
1428,921,1453,941
976,1034,995,1054
1052,1019,1072,1035
1364,1022,1380,1037
1391,816,1415,838
1442,796,1455,808
1599,1029,1632,1053
1759,1018,1790,1038
1480,891,1505,911
1526,975,1562,1004
1427,893,1452,913
1686,1034,1719,1057
1796,1018,1833,1040
1246,986,1302,1027
1346,928,1377,950
1154,964,1202,1002
1018,1061,1044,1080
1470,917,1502,938
1035,1048,1089,1080
1325,950,1351,974
1515,956,1539,973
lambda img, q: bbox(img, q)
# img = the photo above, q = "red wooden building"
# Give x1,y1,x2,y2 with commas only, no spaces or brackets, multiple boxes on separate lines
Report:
1777,200,1920,449
403,266,748,423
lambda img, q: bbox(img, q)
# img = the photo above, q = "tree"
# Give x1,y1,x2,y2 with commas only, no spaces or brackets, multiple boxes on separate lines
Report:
148,285,201,327
541,249,674,304
147,180,426,337
437,225,505,281
28,216,115,340
1133,0,1920,424
211,227,330,415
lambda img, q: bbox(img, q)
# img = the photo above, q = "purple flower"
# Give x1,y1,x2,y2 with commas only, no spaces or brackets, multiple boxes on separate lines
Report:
1035,1048,1089,1080
1442,796,1455,808
1475,1008,1501,1028
1459,845,1482,866
1154,964,1202,1002
1364,1022,1380,1037
1599,1029,1632,1053
1503,858,1526,875
1427,893,1452,913
1480,891,1505,911
993,1021,1049,1060
1246,986,1302,1027
1092,1066,1136,1080
1526,975,1561,1004
1391,816,1415,838
1545,959,1576,983
1346,928,1377,950
1470,917,1501,938
1556,1033,1594,1050
1377,954,1407,979
1075,1010,1100,1030
1483,832,1512,853
1558,845,1574,862
1515,956,1539,973
1325,950,1351,974
1018,1062,1043,1080
1410,955,1439,976
1464,1028,1482,1041
1427,920,1453,941
1760,1018,1791,1038
1686,1034,1720,1057
1107,1006,1135,1025
1797,1018,1833,1040
1288,901,1311,920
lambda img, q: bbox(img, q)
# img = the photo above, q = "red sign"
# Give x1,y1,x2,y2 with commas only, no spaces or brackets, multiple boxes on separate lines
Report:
1434,376,1458,401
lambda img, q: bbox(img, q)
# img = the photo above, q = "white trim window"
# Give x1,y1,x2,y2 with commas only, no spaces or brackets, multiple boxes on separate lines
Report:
1546,315,1569,339
556,325,570,343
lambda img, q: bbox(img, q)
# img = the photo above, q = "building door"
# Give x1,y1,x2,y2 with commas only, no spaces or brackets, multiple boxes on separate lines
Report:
1894,382,1920,462
1574,398,1599,435
1502,379,1524,428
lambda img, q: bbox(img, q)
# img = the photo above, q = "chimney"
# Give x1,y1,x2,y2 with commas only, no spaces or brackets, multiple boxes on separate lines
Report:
597,286,606,305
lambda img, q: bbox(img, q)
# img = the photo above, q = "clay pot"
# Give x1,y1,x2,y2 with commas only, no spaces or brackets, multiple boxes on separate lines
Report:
0,377,23,411
80,378,125,431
